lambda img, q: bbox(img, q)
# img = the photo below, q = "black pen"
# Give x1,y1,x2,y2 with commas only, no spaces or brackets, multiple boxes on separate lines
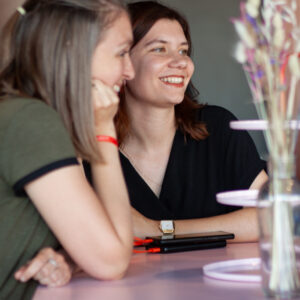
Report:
146,240,226,253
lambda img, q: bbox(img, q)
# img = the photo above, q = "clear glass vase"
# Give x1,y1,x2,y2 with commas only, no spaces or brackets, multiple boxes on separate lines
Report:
257,155,300,298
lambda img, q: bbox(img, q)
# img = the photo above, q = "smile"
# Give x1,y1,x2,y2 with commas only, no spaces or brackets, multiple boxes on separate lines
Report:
159,76,185,87
160,76,184,84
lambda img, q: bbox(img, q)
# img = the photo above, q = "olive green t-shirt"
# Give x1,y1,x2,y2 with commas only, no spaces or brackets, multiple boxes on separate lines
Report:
0,98,78,300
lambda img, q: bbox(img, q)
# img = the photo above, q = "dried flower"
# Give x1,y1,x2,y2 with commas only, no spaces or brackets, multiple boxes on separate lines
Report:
235,42,247,63
232,1,300,296
248,0,260,7
289,53,300,77
232,0,300,149
273,28,285,48
233,20,256,48
273,11,283,28
246,2,259,18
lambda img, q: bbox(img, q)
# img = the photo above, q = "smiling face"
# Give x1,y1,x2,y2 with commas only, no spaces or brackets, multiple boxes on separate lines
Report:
92,11,135,93
126,18,194,107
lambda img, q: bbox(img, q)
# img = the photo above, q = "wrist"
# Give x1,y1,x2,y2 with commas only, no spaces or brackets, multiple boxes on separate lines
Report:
95,121,116,137
159,220,175,235
96,135,118,147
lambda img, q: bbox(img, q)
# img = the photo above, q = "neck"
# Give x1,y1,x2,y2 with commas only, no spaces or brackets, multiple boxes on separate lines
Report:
122,97,176,155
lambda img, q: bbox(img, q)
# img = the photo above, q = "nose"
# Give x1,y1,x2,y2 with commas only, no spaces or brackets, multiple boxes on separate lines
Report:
123,55,135,80
168,53,188,69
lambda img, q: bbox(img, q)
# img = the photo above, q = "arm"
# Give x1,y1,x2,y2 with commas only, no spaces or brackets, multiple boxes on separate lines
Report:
133,170,268,242
132,207,258,242
249,169,268,189
24,81,132,280
90,80,133,256
90,142,132,250
26,165,131,280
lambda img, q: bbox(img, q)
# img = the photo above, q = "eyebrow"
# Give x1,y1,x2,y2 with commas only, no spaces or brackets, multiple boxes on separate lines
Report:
144,39,188,47
118,39,134,48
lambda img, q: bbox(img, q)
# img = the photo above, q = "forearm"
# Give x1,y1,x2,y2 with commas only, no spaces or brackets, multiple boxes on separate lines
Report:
132,208,161,238
133,208,259,242
91,124,132,249
174,208,258,242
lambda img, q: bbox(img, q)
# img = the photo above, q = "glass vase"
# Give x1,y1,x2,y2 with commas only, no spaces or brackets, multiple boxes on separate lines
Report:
257,155,300,298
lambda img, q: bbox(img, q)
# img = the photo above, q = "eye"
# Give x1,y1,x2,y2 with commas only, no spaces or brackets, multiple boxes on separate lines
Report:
119,48,130,57
151,47,166,53
179,48,189,56
119,51,128,57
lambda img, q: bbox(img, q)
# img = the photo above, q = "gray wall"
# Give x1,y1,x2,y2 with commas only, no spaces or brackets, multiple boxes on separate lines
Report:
128,0,267,157
0,0,24,29
1,0,267,156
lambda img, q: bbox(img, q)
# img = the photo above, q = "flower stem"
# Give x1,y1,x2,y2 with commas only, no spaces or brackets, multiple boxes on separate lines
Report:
269,197,300,294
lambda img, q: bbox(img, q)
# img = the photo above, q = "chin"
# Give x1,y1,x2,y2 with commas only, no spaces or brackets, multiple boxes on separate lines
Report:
168,95,185,105
161,97,184,108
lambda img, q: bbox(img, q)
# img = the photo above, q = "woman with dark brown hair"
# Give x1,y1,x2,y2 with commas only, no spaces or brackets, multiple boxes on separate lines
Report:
0,0,134,298
114,1,268,241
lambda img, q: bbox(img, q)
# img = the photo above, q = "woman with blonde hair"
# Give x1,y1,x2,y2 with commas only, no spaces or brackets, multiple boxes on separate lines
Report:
0,0,134,298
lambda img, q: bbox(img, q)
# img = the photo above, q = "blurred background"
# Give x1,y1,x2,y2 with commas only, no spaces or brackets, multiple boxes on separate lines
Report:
1,0,300,175
0,0,24,28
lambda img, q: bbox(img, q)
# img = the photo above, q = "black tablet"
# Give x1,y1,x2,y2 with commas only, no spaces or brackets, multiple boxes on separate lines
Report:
146,231,235,246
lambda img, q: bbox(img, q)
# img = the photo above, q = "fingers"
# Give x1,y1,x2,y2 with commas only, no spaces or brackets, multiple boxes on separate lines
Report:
32,258,58,283
34,263,71,287
14,248,51,282
14,247,72,287
92,79,119,109
92,80,120,130
14,265,28,280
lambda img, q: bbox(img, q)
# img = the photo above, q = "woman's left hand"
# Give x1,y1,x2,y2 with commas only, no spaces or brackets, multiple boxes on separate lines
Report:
14,247,72,287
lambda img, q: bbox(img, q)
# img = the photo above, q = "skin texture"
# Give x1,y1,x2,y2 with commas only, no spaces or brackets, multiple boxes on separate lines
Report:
14,11,135,286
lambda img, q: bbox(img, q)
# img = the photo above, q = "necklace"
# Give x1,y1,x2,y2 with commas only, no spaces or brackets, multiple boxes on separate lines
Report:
119,147,163,188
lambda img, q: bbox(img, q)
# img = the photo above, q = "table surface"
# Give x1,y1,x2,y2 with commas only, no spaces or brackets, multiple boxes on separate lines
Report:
33,243,267,300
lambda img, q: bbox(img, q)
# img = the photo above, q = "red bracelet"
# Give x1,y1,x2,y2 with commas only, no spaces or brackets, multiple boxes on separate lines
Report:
96,135,118,147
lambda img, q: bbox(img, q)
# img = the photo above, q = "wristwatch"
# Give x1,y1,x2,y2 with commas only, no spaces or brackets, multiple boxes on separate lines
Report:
159,220,175,234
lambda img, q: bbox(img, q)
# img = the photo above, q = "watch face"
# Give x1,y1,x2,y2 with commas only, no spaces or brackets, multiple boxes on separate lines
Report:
160,220,174,233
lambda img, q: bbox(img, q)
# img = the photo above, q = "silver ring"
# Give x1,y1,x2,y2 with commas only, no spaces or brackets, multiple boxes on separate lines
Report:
48,258,58,267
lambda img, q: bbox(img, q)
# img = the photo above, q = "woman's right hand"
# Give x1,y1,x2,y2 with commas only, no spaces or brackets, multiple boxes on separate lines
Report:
92,79,120,134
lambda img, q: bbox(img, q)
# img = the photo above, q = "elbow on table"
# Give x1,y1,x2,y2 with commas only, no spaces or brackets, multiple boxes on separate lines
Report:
84,245,132,281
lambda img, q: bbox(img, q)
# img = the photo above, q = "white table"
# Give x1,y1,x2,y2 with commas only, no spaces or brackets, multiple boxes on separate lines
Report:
33,243,265,300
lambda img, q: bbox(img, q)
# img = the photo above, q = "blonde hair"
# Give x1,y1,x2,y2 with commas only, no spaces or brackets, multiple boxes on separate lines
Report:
0,0,126,161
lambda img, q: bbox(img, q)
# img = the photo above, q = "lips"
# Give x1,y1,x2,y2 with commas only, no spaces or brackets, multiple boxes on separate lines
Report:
159,75,185,87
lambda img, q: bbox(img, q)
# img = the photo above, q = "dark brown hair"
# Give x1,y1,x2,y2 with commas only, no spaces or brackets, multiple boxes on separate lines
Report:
0,0,126,161
115,0,208,144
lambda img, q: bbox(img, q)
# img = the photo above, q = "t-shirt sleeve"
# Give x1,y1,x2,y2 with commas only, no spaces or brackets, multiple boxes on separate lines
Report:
0,100,78,195
204,106,266,190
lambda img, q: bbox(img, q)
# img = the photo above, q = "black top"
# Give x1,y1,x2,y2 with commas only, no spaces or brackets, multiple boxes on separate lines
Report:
119,105,265,220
